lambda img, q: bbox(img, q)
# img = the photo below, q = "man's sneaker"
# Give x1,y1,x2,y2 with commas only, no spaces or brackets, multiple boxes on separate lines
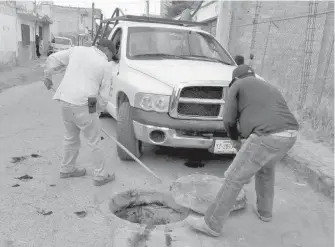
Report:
186,215,221,237
60,168,86,178
253,205,272,222
93,173,115,186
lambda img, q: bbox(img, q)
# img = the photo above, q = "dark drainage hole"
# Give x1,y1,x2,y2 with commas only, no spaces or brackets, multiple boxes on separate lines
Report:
111,191,190,226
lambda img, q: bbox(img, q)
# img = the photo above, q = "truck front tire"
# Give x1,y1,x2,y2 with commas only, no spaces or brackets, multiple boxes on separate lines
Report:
116,101,143,161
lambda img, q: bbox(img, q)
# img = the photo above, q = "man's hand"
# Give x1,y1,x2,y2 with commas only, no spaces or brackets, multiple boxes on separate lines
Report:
232,139,242,151
44,78,53,90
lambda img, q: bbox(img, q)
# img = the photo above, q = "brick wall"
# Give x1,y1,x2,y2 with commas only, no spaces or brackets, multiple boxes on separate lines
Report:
228,1,334,146
192,0,334,145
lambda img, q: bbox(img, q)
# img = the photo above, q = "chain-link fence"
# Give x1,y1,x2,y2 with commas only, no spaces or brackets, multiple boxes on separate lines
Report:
228,2,334,147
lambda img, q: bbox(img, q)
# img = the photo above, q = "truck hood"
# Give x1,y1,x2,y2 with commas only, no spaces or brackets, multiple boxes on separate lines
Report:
127,60,236,87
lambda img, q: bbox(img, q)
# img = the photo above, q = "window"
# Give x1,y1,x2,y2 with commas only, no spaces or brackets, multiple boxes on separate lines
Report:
110,28,122,59
21,24,30,46
127,27,234,65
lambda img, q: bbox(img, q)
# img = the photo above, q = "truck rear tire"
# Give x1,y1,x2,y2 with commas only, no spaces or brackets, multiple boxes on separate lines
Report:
116,101,143,161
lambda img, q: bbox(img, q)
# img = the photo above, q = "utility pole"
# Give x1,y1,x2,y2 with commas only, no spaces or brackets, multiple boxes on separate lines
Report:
216,0,232,49
313,1,334,107
91,2,95,39
146,0,149,17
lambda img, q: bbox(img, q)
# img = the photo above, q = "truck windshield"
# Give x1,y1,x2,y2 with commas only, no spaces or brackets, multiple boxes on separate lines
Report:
54,38,71,45
126,27,235,65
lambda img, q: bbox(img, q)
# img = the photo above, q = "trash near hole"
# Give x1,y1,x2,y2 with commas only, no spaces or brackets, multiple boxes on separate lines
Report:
11,156,27,163
15,174,33,181
110,190,190,226
31,154,41,158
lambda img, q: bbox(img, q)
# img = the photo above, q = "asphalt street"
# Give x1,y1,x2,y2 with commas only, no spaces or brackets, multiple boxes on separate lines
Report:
0,77,333,247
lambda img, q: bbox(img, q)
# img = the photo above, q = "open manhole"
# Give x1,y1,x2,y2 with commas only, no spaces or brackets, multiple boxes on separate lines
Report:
109,190,190,226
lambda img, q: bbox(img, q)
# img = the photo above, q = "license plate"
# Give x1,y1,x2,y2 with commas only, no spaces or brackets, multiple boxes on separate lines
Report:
212,140,237,154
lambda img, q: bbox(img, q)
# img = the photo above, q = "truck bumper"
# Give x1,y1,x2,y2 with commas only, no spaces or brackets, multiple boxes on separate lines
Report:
131,108,232,150
133,120,216,148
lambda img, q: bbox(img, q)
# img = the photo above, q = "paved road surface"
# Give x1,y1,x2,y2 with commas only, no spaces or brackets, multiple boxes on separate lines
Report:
0,80,333,246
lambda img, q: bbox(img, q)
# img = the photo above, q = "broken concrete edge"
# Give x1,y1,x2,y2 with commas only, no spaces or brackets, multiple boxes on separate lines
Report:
282,154,334,201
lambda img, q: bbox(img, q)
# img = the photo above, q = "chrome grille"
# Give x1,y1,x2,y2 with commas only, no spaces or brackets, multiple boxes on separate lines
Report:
179,86,223,99
178,103,220,117
169,82,228,120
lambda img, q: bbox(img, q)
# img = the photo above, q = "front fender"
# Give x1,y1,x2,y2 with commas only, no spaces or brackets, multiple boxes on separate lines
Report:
117,67,173,107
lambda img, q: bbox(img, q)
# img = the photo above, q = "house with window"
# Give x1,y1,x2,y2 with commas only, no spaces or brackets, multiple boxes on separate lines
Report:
16,2,52,63
38,2,101,46
0,1,52,68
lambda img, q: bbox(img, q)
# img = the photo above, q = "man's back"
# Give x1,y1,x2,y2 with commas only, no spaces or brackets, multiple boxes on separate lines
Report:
232,77,299,138
53,46,109,105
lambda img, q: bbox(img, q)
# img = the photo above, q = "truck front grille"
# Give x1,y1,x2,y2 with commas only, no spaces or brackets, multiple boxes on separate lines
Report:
179,86,223,99
170,84,227,120
177,103,220,117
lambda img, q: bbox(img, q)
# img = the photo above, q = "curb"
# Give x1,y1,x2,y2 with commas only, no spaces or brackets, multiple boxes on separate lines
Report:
283,154,334,201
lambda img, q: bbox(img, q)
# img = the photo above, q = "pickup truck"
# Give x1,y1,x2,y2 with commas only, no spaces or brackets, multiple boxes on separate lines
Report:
48,36,73,56
95,14,253,161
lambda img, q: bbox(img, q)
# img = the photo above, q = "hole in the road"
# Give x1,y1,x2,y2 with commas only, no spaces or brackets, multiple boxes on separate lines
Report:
110,190,190,225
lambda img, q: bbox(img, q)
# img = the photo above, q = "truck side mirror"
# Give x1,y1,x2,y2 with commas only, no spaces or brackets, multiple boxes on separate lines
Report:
250,54,254,60
234,55,245,65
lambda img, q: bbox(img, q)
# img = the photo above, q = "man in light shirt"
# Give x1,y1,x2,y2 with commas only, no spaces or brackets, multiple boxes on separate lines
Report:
43,39,116,186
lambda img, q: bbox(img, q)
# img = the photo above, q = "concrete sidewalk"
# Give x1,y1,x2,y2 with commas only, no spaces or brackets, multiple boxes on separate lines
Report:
284,136,334,200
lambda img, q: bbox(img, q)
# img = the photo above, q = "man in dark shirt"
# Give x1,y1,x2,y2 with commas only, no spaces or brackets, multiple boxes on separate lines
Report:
186,65,299,237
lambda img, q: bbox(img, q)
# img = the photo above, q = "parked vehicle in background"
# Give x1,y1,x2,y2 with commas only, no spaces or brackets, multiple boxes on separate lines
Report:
93,10,264,161
47,36,73,56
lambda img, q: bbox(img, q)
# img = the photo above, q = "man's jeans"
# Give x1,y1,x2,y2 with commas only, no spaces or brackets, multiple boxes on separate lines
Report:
60,102,108,181
204,133,297,233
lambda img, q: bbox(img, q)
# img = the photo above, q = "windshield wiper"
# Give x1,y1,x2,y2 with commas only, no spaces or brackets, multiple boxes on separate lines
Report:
132,53,188,60
180,55,233,65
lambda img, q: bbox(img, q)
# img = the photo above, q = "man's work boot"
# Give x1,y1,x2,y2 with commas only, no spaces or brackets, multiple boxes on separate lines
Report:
186,215,221,237
93,173,115,186
60,168,86,178
253,205,272,222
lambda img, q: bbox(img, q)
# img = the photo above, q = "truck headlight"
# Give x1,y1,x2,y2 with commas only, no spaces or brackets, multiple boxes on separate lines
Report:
134,93,170,113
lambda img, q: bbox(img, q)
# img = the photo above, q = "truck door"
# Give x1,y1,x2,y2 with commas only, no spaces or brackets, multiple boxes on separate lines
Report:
105,27,123,119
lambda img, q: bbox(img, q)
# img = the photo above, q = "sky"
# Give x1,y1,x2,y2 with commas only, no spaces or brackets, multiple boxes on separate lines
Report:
48,0,162,17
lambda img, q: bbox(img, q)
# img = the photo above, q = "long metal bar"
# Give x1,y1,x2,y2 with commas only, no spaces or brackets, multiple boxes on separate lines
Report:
92,14,103,46
101,15,207,26
101,129,163,183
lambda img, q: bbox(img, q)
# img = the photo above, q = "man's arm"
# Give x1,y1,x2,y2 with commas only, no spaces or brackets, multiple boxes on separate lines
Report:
97,63,113,112
223,82,240,140
43,48,74,81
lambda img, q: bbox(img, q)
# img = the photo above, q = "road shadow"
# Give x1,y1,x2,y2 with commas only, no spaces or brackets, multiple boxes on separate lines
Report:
151,146,234,162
